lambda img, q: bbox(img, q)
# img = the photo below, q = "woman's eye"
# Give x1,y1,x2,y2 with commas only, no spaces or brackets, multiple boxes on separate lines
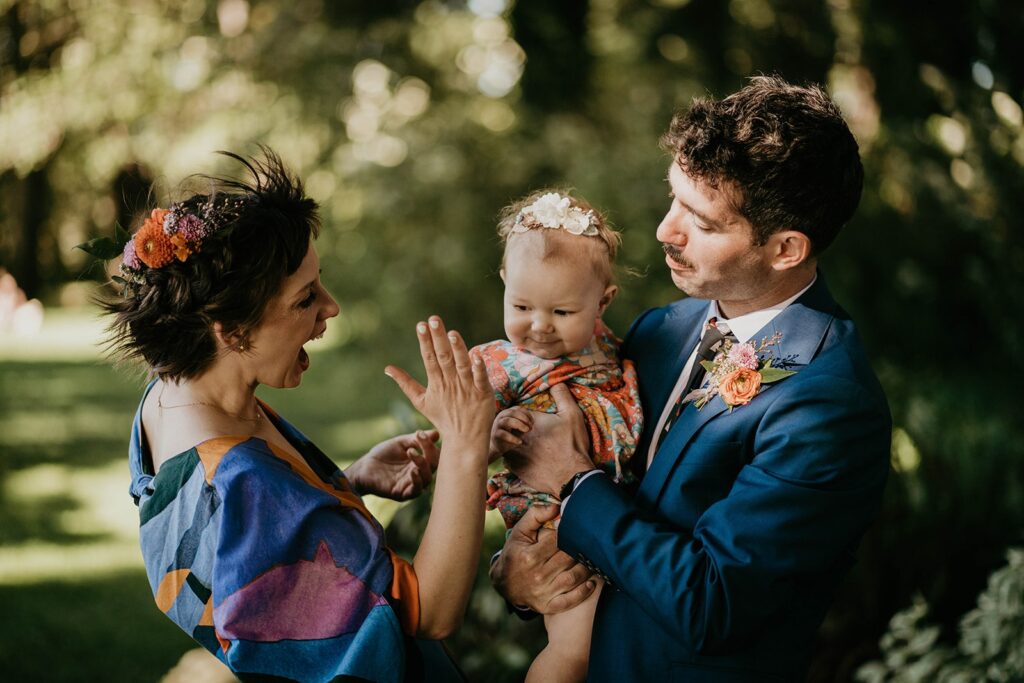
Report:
298,291,317,309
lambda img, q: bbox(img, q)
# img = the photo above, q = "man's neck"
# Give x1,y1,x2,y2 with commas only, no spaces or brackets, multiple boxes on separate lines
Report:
717,265,816,320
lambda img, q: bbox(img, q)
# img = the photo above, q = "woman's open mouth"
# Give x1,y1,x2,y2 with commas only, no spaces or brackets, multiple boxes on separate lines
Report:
298,327,327,371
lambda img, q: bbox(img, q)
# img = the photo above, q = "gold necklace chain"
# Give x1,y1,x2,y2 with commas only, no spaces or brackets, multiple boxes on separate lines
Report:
157,384,263,422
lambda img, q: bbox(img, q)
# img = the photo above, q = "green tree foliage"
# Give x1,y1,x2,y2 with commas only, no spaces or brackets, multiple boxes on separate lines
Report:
2,0,1023,680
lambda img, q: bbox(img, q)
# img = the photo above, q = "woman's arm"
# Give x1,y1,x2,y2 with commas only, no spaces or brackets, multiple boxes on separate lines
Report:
386,316,494,639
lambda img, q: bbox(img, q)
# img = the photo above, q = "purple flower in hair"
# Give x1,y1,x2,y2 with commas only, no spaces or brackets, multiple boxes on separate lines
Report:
177,214,210,243
163,209,179,235
121,238,141,271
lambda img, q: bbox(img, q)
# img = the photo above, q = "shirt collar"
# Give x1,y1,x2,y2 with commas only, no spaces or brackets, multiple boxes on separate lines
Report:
702,273,818,343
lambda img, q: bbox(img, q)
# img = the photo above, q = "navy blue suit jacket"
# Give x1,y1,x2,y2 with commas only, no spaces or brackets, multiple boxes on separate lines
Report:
559,275,891,682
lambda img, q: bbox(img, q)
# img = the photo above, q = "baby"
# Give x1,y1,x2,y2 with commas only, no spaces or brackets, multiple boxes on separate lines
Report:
474,191,643,682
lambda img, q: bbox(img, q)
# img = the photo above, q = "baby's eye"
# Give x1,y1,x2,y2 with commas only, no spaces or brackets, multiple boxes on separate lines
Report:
513,304,529,312
554,309,573,317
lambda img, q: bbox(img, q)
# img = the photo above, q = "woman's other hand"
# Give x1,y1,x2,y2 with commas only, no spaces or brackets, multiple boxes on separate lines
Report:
346,430,440,501
385,316,494,449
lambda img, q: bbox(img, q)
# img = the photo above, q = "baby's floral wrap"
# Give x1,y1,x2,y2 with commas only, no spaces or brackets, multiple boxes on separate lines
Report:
474,320,643,529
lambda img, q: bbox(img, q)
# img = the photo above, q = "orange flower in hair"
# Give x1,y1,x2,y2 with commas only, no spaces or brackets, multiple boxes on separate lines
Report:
134,209,174,268
169,233,192,262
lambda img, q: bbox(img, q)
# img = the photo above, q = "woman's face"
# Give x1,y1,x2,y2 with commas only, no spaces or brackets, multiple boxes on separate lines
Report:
246,243,339,388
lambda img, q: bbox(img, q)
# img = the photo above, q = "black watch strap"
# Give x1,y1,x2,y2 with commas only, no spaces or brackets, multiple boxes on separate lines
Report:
559,470,596,501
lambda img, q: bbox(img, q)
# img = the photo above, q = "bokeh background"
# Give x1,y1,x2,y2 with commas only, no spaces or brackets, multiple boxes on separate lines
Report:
1,0,1023,681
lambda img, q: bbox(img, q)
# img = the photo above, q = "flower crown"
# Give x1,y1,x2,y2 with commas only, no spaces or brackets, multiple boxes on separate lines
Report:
512,192,599,237
77,195,249,290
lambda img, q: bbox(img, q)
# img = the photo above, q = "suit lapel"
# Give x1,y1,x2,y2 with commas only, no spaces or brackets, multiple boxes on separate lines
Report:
633,302,709,463
639,274,838,505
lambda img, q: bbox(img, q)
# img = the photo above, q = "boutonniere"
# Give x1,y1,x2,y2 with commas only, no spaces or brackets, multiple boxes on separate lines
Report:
693,332,796,411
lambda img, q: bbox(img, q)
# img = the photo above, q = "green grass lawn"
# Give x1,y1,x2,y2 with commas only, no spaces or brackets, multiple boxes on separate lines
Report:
0,306,532,682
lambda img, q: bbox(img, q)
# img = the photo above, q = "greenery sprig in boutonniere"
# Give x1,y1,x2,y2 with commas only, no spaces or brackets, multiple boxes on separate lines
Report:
692,332,796,410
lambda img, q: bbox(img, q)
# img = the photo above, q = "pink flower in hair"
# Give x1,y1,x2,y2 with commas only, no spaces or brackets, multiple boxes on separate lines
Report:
122,239,141,271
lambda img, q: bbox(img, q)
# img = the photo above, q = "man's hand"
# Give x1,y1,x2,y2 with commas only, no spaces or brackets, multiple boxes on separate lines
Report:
345,430,440,501
490,503,597,614
504,383,595,495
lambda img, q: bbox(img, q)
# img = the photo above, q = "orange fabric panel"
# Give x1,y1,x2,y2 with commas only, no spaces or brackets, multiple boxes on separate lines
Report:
264,441,376,524
387,550,421,636
155,568,190,613
197,437,245,484
199,596,215,626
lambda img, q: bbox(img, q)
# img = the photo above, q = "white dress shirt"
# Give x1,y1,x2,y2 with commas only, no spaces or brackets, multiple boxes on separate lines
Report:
646,275,817,464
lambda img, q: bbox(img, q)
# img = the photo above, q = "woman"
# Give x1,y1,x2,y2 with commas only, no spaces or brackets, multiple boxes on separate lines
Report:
90,151,493,682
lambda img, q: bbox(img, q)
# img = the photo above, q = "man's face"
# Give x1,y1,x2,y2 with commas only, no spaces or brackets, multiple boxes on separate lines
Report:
657,162,775,304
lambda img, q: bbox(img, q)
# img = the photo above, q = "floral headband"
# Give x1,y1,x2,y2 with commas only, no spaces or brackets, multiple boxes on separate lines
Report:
512,192,598,237
77,195,249,289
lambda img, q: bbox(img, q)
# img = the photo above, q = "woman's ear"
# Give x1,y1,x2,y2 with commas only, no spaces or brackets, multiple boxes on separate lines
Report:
769,230,813,271
597,285,619,315
214,322,249,353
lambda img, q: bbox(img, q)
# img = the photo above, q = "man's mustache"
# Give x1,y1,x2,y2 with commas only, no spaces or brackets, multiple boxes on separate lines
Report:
662,243,693,269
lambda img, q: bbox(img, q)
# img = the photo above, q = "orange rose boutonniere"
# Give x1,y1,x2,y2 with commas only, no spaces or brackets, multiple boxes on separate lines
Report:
693,332,796,411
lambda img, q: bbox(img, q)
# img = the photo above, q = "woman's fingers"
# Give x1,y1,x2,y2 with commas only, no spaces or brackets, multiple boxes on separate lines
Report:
415,321,442,385
408,447,433,485
448,329,473,374
384,365,425,406
472,353,489,394
416,430,441,468
427,317,455,373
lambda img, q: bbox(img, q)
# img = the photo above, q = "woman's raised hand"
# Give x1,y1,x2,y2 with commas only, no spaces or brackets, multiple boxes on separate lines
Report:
385,316,494,447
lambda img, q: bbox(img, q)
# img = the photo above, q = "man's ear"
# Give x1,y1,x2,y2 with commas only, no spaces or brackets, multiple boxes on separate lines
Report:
769,230,813,271
597,285,618,315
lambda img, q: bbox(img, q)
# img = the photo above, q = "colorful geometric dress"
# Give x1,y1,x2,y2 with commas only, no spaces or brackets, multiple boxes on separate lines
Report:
127,382,463,683
475,320,643,528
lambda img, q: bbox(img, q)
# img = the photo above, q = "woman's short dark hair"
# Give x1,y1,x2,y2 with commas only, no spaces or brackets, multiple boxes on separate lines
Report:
101,148,320,380
661,75,863,254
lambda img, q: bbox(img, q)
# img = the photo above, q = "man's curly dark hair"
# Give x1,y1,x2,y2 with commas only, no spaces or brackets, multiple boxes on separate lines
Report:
662,75,863,254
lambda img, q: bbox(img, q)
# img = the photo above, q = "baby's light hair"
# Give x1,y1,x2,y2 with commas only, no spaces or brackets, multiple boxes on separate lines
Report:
496,189,622,285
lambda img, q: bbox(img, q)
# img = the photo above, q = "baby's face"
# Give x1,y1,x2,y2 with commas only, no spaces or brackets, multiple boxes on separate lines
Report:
502,244,612,360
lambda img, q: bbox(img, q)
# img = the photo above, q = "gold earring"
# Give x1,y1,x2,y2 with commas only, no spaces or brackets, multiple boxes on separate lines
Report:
237,339,248,352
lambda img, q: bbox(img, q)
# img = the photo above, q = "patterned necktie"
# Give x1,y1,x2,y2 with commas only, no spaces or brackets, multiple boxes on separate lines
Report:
659,317,736,439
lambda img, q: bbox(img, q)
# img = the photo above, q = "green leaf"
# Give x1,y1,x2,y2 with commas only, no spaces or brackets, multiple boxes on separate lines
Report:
700,360,715,373
74,237,124,260
114,223,132,244
760,368,797,383
111,275,128,286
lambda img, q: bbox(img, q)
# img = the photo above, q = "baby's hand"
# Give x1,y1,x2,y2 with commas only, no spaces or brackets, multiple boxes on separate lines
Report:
489,406,533,462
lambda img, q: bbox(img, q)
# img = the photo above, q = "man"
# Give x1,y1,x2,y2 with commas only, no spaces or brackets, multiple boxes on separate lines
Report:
491,76,891,682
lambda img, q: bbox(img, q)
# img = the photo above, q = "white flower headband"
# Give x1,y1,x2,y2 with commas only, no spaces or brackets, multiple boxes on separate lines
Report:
512,192,598,237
